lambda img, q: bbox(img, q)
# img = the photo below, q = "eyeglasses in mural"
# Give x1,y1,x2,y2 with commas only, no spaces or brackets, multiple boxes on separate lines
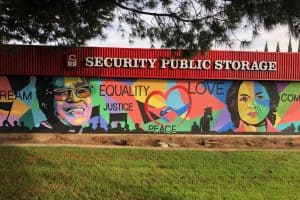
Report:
0,76,299,134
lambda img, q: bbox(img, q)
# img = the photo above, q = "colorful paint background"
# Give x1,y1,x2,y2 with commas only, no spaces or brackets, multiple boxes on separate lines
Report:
0,76,299,134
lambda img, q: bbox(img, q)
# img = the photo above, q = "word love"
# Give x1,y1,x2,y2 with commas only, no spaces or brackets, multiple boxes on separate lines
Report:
187,81,225,95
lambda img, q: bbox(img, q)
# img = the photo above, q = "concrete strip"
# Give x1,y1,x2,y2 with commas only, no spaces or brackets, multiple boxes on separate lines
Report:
0,133,300,150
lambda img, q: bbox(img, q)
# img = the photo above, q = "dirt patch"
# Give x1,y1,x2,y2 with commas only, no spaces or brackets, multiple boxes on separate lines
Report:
0,133,300,150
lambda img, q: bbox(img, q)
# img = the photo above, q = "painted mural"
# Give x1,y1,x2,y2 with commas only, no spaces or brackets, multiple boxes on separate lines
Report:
0,76,299,134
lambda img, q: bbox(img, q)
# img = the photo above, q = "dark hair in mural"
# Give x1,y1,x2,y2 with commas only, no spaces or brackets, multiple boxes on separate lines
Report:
226,81,279,128
36,77,57,126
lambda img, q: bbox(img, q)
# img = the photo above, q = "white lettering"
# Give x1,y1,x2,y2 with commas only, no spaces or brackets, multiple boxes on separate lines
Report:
104,57,112,67
94,57,103,67
268,61,277,71
214,60,223,70
85,57,94,67
160,59,170,69
202,60,211,69
148,59,157,68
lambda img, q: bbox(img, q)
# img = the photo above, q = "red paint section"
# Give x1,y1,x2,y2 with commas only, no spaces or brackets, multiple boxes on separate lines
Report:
278,102,300,124
187,83,224,119
0,45,299,81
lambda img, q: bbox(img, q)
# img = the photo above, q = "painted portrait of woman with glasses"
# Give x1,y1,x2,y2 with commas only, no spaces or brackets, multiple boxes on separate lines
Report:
35,76,93,133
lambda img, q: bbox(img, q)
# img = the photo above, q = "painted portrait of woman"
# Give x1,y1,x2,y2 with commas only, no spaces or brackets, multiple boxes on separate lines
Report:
226,81,280,132
35,76,93,133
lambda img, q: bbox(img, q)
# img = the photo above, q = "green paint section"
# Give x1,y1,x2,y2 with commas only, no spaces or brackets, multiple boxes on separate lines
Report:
277,82,300,117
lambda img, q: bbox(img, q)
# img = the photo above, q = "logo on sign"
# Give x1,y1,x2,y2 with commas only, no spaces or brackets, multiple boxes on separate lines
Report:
66,55,77,68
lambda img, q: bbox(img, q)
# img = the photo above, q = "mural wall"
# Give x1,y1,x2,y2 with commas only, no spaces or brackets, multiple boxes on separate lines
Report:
0,76,299,134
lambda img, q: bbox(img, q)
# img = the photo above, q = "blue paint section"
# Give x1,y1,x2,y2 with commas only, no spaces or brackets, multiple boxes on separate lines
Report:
254,81,270,108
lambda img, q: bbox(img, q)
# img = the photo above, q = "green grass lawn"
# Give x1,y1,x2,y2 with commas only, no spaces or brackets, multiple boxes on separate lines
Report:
0,147,299,200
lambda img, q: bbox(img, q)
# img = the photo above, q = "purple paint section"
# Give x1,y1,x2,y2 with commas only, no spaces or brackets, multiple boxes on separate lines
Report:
103,96,119,113
276,82,289,93
0,115,19,126
117,79,137,86
212,109,232,130
89,116,108,130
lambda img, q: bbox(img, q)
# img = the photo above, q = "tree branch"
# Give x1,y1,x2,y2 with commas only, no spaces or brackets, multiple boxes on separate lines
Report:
112,0,223,23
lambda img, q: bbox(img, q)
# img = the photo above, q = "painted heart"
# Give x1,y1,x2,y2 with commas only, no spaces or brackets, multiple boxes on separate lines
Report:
144,85,192,126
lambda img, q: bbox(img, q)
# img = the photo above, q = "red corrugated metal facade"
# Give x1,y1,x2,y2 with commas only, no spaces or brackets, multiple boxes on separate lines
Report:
0,45,299,81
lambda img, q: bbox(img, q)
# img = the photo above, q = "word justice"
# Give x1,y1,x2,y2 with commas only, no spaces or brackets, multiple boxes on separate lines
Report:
103,103,133,111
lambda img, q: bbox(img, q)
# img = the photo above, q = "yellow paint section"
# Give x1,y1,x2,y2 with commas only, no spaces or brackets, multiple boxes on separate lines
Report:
74,117,85,124
0,110,8,115
64,77,86,87
132,79,167,103
242,81,254,96
148,95,166,108
275,114,281,126
0,99,29,116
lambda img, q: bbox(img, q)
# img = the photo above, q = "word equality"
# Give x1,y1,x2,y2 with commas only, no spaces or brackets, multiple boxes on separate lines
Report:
100,84,150,96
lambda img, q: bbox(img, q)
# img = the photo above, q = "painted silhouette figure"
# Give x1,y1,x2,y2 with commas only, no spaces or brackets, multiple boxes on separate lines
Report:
19,121,30,133
83,123,95,133
124,123,130,133
94,123,105,133
132,123,144,133
200,107,213,132
282,123,296,133
291,123,295,132
0,120,11,132
115,122,123,132
191,121,200,132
